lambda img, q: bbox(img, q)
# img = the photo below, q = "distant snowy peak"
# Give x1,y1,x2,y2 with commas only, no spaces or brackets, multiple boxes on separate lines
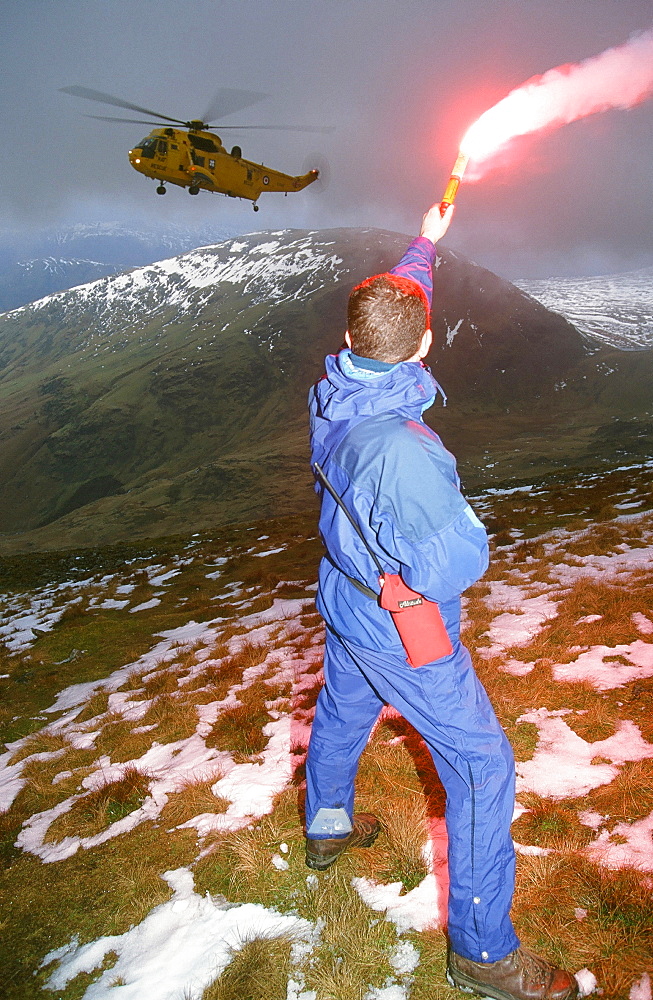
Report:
18,256,107,274
0,221,239,312
515,268,653,350
6,232,345,338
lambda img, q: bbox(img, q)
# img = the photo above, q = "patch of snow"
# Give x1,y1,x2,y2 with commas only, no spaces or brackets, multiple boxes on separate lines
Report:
632,613,653,635
208,716,294,831
42,867,315,1000
481,591,558,659
389,940,420,975
149,570,181,586
515,268,653,350
446,318,463,347
630,972,652,1000
130,598,161,613
352,872,441,933
365,985,409,1000
513,842,552,857
578,811,604,830
552,640,653,690
586,811,653,872
575,968,598,997
516,709,653,799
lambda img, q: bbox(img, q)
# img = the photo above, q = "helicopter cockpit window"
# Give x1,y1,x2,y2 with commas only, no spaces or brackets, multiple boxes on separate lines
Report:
191,152,205,167
157,140,167,155
138,137,158,158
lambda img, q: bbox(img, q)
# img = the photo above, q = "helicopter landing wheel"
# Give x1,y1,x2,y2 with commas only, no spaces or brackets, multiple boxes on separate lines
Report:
188,185,200,195
156,185,166,195
253,203,259,212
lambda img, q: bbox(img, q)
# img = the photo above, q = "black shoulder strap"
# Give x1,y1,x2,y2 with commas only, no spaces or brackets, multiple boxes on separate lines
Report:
313,462,383,600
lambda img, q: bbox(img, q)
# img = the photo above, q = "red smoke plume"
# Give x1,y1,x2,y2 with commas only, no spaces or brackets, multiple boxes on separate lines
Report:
461,27,653,167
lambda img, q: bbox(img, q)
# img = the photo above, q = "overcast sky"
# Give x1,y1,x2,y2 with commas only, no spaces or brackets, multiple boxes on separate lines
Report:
1,0,652,278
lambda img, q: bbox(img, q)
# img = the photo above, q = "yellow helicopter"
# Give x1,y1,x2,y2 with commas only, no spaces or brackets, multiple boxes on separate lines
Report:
61,86,328,210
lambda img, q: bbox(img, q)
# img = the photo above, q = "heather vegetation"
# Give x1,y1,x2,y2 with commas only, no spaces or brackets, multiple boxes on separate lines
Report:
0,462,651,1000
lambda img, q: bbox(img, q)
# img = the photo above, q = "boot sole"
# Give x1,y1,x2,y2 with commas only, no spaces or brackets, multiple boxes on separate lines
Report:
305,829,380,870
446,967,512,1000
446,968,578,1000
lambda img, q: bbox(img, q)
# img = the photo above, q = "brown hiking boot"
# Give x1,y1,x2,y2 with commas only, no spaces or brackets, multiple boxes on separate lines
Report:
305,813,381,870
447,947,578,1000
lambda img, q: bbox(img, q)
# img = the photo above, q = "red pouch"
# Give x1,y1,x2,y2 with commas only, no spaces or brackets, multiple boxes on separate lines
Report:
379,574,453,667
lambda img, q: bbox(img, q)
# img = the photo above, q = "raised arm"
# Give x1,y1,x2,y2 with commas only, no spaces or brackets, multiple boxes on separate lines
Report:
389,202,454,308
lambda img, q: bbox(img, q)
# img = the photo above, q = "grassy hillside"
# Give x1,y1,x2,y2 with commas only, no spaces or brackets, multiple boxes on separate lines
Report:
1,463,651,999
0,229,651,552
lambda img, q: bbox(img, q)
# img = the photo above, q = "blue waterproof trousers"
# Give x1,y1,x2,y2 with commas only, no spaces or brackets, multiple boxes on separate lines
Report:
305,626,520,963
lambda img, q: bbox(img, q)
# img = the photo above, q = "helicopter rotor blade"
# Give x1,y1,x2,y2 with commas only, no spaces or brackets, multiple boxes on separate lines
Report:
60,85,187,126
85,114,169,126
211,124,334,133
201,88,268,124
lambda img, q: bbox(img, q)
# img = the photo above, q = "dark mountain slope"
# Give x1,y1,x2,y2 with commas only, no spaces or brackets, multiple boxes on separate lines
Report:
0,228,650,552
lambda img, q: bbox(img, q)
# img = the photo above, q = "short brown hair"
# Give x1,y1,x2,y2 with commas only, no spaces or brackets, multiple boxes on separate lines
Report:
347,273,429,363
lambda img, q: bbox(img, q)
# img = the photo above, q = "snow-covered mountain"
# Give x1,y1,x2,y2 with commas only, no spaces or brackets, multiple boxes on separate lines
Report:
5,232,346,348
515,267,653,350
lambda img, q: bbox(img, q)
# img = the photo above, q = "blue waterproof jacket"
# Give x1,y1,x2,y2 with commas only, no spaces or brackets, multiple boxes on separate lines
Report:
308,237,489,656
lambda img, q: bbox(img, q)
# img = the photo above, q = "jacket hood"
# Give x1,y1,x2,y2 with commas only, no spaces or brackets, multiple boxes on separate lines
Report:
313,349,441,421
309,349,445,468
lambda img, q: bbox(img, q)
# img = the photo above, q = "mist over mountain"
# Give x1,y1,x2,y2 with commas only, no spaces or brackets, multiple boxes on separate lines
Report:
0,228,651,552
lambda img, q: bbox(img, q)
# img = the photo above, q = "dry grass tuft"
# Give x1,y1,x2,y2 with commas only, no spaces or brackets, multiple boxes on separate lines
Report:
302,868,396,1000
409,929,459,1000
206,703,271,757
564,704,619,743
140,692,198,744
201,935,293,1000
92,715,160,764
586,758,653,825
229,641,269,672
369,796,430,890
7,729,70,766
161,777,230,828
188,656,244,698
141,667,182,698
514,850,653,996
566,525,624,557
112,859,173,927
45,766,150,843
513,794,594,850
73,689,110,724
191,640,269,702
119,670,146,692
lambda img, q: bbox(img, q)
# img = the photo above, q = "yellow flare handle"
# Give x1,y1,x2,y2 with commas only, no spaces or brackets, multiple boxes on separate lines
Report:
440,152,470,216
